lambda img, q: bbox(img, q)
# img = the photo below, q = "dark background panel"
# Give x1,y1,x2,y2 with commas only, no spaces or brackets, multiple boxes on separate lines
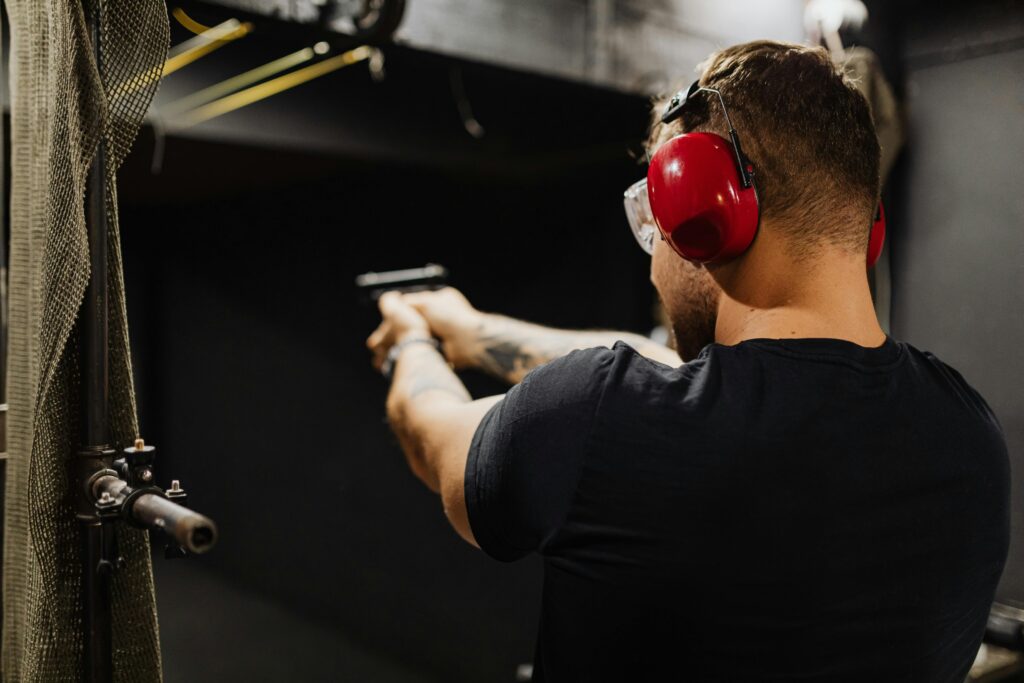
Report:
886,0,1024,606
119,40,656,682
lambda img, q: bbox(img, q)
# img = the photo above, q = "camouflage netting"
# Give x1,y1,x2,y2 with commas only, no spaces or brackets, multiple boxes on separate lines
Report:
2,0,169,679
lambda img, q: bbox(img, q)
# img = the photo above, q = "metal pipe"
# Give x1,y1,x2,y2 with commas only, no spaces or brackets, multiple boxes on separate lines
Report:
132,493,218,554
93,476,219,555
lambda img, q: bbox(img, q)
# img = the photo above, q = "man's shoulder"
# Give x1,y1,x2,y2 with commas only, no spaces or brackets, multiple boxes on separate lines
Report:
510,341,677,416
516,345,618,407
900,342,1003,430
526,341,682,391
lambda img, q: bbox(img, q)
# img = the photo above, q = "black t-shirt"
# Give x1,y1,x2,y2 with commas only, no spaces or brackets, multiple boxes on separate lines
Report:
466,338,1009,682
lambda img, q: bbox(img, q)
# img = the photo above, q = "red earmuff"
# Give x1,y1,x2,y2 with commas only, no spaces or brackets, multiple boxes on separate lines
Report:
867,202,886,268
647,132,760,264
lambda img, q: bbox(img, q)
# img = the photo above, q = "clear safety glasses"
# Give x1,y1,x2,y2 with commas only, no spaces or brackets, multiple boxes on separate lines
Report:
623,177,658,255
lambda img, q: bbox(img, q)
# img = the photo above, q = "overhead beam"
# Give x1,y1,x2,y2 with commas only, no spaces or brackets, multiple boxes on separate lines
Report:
185,0,805,94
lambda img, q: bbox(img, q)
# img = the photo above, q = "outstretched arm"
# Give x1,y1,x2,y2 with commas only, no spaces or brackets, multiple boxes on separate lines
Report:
405,288,681,385
367,293,497,546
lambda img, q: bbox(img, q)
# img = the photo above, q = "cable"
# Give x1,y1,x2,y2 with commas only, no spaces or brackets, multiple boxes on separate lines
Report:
449,66,485,139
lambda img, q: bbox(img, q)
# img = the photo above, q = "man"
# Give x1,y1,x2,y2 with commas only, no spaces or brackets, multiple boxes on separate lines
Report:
367,41,1009,681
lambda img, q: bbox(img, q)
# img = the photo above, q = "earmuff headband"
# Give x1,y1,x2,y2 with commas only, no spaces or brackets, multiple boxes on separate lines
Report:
660,80,754,189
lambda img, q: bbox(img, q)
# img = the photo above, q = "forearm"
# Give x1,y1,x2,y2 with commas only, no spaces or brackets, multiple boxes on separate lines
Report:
386,342,472,492
385,341,501,545
459,313,681,384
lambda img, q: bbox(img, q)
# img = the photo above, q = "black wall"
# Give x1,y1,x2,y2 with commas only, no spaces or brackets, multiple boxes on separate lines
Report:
119,39,655,682
882,0,1024,606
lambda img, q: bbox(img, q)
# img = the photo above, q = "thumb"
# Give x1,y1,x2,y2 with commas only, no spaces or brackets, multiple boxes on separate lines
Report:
377,290,404,317
402,291,436,317
378,291,428,330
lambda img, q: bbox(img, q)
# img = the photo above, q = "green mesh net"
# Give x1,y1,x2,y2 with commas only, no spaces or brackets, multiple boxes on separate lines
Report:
3,0,169,679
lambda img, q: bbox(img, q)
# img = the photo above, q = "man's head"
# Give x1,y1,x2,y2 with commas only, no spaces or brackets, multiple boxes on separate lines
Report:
646,40,881,353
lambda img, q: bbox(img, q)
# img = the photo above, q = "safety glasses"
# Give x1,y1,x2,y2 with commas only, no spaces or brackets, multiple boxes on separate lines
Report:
623,177,658,255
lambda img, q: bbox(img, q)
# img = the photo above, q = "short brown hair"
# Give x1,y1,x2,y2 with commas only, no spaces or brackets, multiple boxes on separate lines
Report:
647,41,880,259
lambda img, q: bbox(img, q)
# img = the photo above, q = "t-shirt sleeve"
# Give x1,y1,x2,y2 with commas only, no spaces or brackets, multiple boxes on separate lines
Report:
924,352,1004,431
465,346,615,561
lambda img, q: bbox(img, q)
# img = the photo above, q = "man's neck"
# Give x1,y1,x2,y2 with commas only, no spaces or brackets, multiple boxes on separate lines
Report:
713,247,886,349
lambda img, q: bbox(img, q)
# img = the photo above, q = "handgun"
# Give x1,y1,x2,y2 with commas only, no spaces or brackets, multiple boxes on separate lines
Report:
355,264,449,304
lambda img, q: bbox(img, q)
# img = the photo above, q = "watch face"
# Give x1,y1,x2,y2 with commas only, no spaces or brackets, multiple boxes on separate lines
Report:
624,178,657,255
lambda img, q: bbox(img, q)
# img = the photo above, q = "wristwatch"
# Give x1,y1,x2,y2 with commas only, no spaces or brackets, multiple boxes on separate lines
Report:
381,337,442,382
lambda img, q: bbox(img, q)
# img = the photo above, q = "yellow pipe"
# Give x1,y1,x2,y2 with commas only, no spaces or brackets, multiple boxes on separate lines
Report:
173,46,372,129
167,18,243,59
161,47,316,116
164,20,253,76
171,7,213,35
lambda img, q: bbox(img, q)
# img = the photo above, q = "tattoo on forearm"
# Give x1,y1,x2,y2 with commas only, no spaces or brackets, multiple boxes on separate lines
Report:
464,317,590,383
476,335,576,381
463,316,678,384
476,339,527,379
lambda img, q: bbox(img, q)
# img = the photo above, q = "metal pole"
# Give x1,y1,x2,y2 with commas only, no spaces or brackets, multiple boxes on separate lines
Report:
79,0,113,680
83,134,108,448
82,0,107,454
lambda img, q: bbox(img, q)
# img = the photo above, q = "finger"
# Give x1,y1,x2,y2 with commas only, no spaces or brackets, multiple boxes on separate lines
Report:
369,335,390,370
383,292,431,331
366,326,384,349
441,339,461,366
367,319,392,350
378,290,403,317
402,290,430,307
439,286,468,303
403,291,436,315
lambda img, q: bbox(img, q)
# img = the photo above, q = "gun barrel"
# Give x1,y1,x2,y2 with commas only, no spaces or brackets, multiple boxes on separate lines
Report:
94,476,218,554
132,493,218,554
